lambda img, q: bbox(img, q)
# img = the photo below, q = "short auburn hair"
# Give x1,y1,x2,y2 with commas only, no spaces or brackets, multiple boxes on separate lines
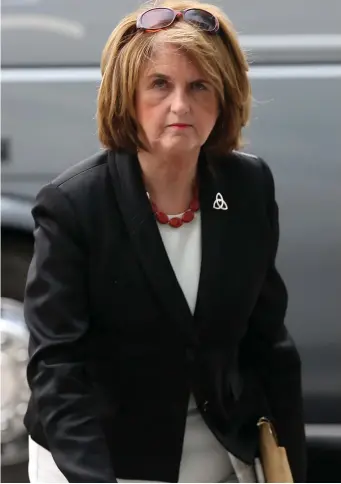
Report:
97,0,252,155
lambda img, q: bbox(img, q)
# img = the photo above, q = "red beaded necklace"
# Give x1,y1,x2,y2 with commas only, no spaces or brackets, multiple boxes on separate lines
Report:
148,187,200,228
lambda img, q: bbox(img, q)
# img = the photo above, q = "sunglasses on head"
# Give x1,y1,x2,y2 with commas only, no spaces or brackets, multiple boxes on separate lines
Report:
136,7,219,34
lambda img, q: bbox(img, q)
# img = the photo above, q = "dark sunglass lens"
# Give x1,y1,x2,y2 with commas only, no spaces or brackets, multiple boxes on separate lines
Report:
184,9,217,31
141,8,175,29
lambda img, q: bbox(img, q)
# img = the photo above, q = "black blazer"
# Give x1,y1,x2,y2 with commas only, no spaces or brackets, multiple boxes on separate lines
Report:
24,149,306,483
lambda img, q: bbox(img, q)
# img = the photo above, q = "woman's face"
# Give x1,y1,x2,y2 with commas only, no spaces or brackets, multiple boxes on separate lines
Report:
135,44,219,155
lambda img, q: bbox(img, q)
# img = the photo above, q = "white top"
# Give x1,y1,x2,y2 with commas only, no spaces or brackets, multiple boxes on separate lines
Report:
28,211,237,483
157,212,201,314
158,212,235,483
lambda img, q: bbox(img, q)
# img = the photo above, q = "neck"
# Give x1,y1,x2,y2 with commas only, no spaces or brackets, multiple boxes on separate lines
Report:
138,149,199,214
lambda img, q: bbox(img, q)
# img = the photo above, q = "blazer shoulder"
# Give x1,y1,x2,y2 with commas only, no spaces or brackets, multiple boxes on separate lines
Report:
210,151,276,209
226,150,275,195
229,150,267,174
35,150,113,210
33,150,112,222
32,150,115,244
51,150,109,190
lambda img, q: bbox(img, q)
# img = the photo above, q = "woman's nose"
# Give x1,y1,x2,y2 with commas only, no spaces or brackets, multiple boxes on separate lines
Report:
170,88,190,115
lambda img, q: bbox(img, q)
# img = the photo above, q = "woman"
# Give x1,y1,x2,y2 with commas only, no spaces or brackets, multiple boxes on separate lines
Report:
24,1,306,482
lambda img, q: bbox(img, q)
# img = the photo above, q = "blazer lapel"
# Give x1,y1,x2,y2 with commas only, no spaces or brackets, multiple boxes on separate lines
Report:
108,150,195,343
194,152,265,343
194,153,235,328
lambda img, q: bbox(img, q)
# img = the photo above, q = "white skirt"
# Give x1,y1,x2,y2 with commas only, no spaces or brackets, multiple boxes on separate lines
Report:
28,396,264,483
28,437,264,483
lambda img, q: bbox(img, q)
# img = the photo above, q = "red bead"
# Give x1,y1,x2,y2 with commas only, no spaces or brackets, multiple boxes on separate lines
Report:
169,217,183,228
149,191,199,228
189,198,199,211
182,211,195,223
155,211,169,224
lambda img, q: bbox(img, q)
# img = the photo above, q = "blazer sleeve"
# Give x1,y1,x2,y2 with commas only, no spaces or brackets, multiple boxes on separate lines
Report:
24,184,117,483
242,160,307,483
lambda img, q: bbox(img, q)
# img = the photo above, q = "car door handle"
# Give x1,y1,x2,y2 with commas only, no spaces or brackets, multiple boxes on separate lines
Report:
1,137,11,163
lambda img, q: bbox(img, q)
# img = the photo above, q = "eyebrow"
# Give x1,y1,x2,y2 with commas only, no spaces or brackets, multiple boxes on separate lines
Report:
147,73,209,83
147,73,170,79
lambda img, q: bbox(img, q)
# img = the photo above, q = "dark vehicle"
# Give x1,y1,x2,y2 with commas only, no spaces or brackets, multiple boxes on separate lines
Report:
1,0,341,481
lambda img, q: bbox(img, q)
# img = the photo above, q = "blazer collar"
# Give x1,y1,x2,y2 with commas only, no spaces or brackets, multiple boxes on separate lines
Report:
108,149,235,347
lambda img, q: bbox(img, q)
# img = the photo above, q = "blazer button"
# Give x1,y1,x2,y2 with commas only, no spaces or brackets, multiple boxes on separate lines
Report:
203,400,209,412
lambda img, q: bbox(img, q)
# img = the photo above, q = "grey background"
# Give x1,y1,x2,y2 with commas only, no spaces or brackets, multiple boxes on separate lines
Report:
1,0,341,481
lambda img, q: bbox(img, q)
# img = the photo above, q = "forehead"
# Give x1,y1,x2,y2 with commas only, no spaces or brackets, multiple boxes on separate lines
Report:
143,44,204,78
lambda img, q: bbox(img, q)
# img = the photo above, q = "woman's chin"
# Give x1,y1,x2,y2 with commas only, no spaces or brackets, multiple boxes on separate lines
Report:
157,137,200,155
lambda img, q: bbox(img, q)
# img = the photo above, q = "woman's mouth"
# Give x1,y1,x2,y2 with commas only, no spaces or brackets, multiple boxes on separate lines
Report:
168,124,192,129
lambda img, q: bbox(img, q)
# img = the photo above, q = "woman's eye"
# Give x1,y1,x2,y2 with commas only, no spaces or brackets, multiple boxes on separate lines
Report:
191,81,207,91
151,78,168,89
